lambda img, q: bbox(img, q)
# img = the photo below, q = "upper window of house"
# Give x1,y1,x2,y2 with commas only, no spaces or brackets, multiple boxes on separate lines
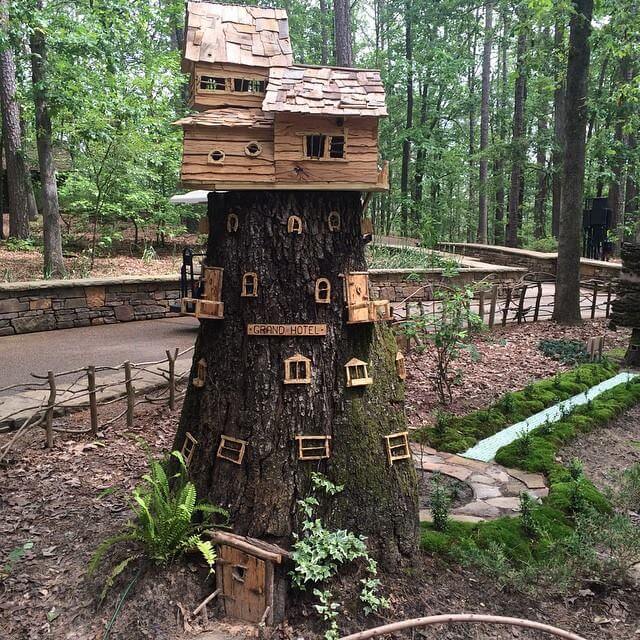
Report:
233,78,266,93
199,76,227,91
304,134,346,160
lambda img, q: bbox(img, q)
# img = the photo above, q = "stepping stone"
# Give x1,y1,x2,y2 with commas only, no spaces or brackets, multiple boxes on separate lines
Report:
446,454,488,470
419,509,432,522
485,497,521,511
471,483,502,500
411,444,438,455
437,464,473,481
455,500,501,518
484,466,510,483
414,454,446,465
468,473,496,485
531,487,549,499
503,480,528,497
505,468,547,489
450,514,485,524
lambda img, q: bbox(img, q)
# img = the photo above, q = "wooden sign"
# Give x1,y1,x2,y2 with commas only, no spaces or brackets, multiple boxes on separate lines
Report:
247,324,327,337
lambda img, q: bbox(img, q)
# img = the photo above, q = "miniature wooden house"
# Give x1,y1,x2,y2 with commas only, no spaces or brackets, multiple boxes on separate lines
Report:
176,2,389,192
343,272,392,324
345,358,373,387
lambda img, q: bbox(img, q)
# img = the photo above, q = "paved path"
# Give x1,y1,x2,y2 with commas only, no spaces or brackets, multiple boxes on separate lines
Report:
412,444,548,523
0,316,199,392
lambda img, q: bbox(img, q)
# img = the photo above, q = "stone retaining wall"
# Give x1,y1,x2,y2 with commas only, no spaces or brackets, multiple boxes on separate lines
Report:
438,242,622,281
0,276,181,336
0,265,524,336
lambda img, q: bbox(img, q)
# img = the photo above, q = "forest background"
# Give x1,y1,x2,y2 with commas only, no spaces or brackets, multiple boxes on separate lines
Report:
0,0,638,273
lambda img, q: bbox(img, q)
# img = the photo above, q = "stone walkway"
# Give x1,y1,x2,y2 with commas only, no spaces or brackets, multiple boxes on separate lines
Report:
412,444,548,523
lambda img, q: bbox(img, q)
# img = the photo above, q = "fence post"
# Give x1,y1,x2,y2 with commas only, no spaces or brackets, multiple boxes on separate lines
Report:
166,348,178,411
488,285,498,328
478,290,485,325
124,361,134,428
45,371,56,449
502,287,512,326
87,366,98,436
591,282,599,320
533,283,542,322
516,285,528,324
606,282,612,318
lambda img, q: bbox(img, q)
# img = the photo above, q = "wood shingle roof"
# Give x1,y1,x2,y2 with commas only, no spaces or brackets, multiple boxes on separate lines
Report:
183,2,294,70
174,108,275,128
262,65,387,116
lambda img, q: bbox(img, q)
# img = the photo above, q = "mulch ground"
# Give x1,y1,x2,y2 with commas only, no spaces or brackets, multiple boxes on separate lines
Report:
0,319,638,639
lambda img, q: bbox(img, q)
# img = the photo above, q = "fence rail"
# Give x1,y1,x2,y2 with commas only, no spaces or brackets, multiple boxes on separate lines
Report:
0,346,194,461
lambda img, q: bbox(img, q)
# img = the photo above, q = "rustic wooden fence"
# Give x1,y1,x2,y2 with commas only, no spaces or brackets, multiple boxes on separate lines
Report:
396,274,613,329
0,346,195,461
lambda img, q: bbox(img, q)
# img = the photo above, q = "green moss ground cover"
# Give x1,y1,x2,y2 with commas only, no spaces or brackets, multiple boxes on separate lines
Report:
415,361,619,453
420,375,640,594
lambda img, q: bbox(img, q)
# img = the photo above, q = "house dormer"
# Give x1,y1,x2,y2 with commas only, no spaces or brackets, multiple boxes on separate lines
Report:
176,2,389,192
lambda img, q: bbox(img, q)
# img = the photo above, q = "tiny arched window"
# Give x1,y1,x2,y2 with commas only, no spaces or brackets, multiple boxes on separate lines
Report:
315,278,331,304
328,212,341,231
208,149,225,165
227,213,239,233
287,215,303,234
241,272,258,297
244,141,263,157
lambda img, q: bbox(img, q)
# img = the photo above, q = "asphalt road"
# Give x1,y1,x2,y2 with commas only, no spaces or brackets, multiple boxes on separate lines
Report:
0,316,199,390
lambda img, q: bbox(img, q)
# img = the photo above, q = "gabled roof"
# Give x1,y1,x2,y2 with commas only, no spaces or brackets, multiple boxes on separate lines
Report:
174,108,274,129
262,65,387,117
183,2,293,70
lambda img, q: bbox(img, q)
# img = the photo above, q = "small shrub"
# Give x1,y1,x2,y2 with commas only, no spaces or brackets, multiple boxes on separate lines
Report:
501,392,515,414
433,410,451,437
430,472,451,532
515,429,533,457
539,339,589,365
519,492,539,540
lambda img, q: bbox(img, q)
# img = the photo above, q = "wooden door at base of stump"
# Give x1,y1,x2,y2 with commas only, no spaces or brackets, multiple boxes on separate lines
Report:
219,545,267,622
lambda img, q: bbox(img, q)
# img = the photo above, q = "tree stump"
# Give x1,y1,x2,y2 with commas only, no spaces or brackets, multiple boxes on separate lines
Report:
173,191,419,569
610,242,640,366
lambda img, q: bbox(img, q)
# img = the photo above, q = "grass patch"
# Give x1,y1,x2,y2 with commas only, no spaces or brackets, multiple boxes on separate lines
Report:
365,245,458,271
415,361,618,453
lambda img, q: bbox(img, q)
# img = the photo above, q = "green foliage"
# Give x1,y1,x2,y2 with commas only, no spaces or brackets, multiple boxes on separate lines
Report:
2,238,37,252
429,472,451,532
417,362,618,453
539,339,589,365
89,451,227,600
366,245,459,271
290,473,389,640
401,285,481,404
1,541,34,579
524,237,558,253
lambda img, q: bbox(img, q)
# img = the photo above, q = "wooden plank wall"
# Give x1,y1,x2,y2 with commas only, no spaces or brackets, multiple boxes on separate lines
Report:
273,114,379,185
191,63,268,110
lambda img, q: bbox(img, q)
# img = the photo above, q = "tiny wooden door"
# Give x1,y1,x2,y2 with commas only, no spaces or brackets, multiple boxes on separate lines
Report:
346,274,370,323
219,545,267,622
203,267,223,301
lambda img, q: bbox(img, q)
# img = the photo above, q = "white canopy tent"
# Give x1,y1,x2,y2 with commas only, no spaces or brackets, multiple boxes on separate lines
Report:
169,190,211,205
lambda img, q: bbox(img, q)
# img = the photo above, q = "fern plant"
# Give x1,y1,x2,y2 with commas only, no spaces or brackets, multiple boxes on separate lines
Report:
89,450,227,600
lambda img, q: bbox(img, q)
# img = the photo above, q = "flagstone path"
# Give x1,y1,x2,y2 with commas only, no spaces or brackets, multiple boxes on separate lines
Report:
412,443,549,523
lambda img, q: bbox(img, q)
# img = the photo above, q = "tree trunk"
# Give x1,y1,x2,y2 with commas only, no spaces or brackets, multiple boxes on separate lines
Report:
493,12,508,245
553,0,593,324
173,191,419,571
333,0,353,66
533,115,549,239
551,22,565,238
31,5,66,278
320,0,329,65
0,0,29,239
506,19,527,248
477,0,493,244
400,0,413,237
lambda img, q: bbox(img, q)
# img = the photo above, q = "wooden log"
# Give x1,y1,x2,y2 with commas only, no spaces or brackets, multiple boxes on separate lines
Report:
45,371,56,449
124,361,134,428
193,589,221,616
488,285,498,328
87,365,98,436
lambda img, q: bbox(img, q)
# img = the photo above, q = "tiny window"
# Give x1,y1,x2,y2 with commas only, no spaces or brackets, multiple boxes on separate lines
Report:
327,212,341,231
244,141,263,157
284,354,312,384
295,435,331,460
233,78,266,93
315,278,331,304
200,76,227,91
384,432,411,465
227,213,239,232
305,134,326,159
193,358,207,388
217,435,247,465
345,358,373,388
287,215,303,234
241,272,258,297
181,432,198,466
208,149,225,165
329,136,345,159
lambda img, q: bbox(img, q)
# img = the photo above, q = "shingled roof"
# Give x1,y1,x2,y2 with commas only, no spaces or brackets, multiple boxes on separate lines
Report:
174,108,274,129
183,2,293,71
262,65,387,116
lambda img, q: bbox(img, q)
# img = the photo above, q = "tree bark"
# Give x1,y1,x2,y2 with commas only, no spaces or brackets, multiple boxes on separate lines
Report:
533,115,549,239
333,0,353,66
477,0,493,244
551,22,565,238
0,0,29,239
506,18,527,248
400,0,413,237
173,191,419,570
553,0,593,324
320,0,329,65
493,12,508,245
31,5,66,278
